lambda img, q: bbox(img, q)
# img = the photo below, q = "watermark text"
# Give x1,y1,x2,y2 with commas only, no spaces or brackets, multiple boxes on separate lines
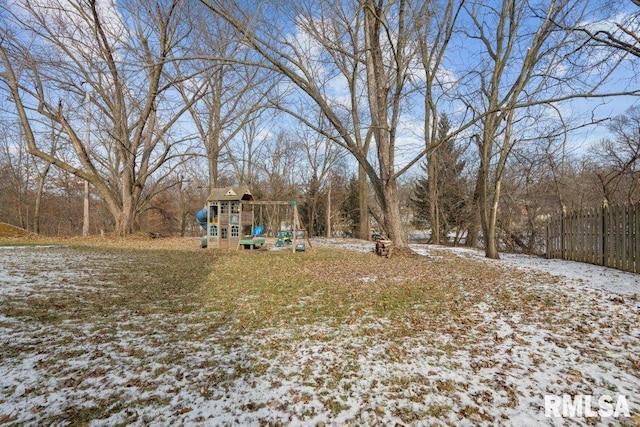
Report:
544,394,630,419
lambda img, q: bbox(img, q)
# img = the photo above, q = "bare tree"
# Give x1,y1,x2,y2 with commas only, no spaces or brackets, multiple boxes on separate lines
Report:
226,112,272,187
297,120,345,236
33,122,62,234
570,3,640,59
0,121,32,229
590,106,640,204
176,9,278,190
413,0,465,245
255,131,304,201
499,137,562,254
0,0,204,235
456,0,635,258
199,0,421,249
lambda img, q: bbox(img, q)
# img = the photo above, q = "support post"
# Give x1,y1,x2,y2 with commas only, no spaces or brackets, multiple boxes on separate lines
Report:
82,89,91,236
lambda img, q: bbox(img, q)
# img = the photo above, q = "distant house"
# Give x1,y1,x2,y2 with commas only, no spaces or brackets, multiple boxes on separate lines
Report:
205,186,254,249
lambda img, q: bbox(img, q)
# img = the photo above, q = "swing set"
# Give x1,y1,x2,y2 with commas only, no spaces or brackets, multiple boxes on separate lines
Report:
198,186,312,252
245,200,313,252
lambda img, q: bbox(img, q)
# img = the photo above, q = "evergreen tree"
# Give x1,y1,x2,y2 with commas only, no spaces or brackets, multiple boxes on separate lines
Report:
412,114,467,243
341,176,361,237
411,163,430,228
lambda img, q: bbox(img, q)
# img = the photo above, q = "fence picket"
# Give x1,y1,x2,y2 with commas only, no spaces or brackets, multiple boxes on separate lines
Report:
546,202,640,275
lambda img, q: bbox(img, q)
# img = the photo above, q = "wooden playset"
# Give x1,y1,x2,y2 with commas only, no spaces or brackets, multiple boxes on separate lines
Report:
196,186,312,252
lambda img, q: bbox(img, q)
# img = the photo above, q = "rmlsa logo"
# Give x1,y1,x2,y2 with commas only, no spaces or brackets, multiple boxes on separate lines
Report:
544,394,630,418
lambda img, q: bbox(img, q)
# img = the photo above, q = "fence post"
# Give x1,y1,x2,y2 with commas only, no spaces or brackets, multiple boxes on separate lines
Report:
623,203,628,270
560,205,566,260
546,216,553,259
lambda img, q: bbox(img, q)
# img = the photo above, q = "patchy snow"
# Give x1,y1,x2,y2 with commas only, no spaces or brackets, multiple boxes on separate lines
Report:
418,245,640,298
313,237,375,253
1,243,639,426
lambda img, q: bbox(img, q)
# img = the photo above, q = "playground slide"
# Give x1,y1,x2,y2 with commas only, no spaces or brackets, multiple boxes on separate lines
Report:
196,207,207,230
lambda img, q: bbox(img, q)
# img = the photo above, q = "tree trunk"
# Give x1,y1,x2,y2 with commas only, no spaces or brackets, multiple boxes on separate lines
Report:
381,179,407,247
326,176,331,238
363,0,403,246
208,152,219,190
482,220,499,258
115,167,139,236
358,164,369,240
180,211,187,237
487,175,502,259
33,163,50,235
82,180,90,236
179,181,188,237
309,199,317,237
17,186,26,230
477,134,499,259
481,195,500,259
116,197,137,236
428,156,440,245
466,175,481,248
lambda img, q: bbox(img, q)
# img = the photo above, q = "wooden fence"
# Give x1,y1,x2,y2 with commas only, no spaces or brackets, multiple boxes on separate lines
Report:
546,203,640,273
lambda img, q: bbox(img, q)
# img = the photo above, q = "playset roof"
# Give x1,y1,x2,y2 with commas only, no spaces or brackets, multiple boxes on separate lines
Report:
207,186,254,202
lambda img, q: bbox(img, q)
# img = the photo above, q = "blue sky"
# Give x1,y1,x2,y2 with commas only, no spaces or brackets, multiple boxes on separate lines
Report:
2,0,639,179
267,0,640,173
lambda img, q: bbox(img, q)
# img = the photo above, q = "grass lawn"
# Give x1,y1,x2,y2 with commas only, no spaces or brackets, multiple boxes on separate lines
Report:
1,236,639,426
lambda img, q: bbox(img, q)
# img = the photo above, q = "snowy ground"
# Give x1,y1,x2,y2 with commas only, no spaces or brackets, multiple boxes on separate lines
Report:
418,245,640,298
1,241,639,426
317,238,640,298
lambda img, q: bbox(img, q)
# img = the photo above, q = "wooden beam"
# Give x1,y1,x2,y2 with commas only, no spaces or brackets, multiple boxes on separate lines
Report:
248,201,291,206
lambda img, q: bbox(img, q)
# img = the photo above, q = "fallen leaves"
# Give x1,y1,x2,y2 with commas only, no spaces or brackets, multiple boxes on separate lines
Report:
1,240,639,425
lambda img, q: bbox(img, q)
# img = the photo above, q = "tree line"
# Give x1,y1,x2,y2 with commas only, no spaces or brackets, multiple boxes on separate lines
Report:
0,0,638,258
